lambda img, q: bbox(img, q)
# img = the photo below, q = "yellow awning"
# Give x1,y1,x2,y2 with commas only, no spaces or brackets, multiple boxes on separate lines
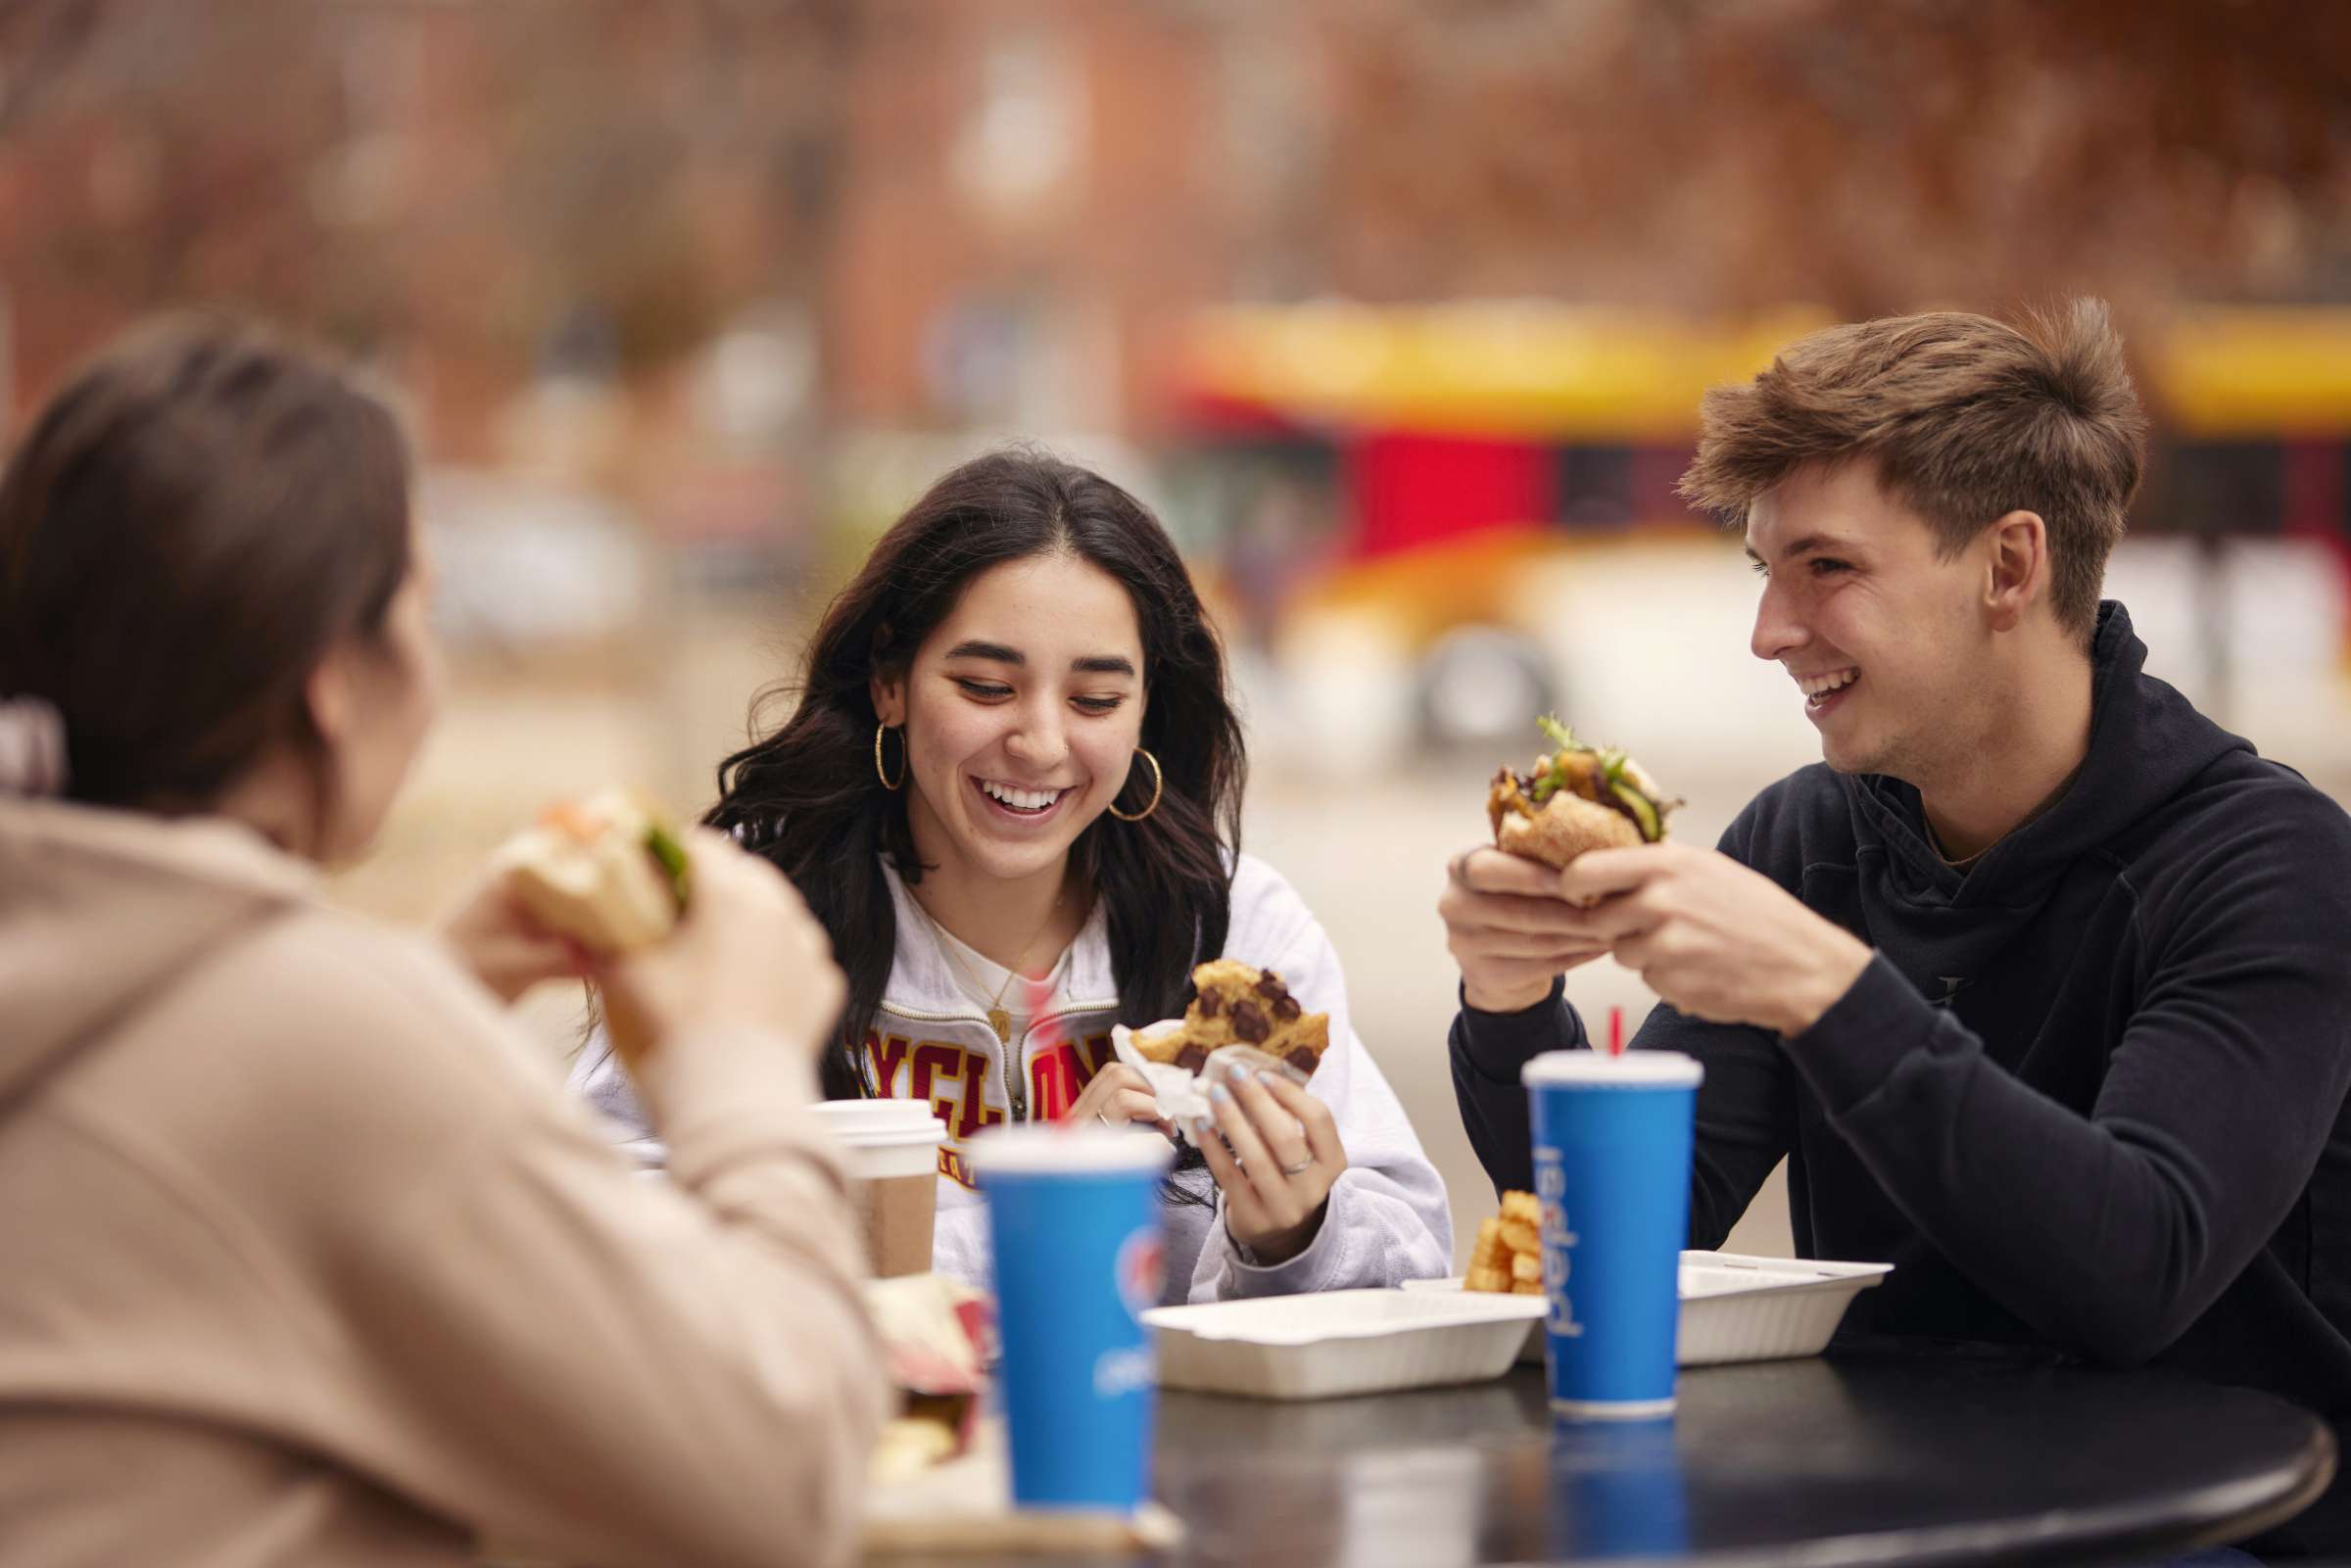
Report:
1180,304,2351,441
2144,309,2351,438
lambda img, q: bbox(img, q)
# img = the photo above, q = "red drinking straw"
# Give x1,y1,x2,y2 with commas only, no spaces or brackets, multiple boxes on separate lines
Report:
1607,1005,1626,1058
1025,973,1063,1056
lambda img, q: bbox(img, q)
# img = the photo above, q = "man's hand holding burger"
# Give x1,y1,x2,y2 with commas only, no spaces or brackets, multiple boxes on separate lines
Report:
1442,716,1872,1037
1441,847,1612,1013
1553,842,1873,1038
1444,716,1673,1015
1442,842,1872,1037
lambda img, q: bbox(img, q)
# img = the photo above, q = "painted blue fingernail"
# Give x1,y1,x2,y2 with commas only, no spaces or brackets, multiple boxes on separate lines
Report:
1210,1083,1231,1105
1227,1064,1251,1084
1258,1069,1284,1087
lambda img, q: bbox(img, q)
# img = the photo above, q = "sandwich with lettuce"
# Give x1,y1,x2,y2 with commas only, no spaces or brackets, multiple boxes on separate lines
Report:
493,789,691,952
1487,717,1678,869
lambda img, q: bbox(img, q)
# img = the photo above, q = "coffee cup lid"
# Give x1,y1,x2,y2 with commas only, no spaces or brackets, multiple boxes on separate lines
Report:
810,1098,948,1146
965,1123,1176,1176
1522,1049,1703,1088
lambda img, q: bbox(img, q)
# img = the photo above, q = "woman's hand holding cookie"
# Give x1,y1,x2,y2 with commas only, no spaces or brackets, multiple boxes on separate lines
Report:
1196,1065,1347,1265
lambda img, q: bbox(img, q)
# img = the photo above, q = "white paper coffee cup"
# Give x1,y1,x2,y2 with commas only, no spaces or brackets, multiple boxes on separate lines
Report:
811,1099,945,1277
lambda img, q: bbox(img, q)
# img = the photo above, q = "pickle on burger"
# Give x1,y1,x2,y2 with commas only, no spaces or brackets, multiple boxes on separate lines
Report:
1487,717,1678,870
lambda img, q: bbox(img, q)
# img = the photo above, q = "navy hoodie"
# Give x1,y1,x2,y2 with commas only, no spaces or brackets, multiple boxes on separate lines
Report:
1451,602,2351,1555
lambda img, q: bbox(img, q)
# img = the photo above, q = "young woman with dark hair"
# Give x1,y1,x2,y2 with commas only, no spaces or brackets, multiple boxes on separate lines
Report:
574,449,1451,1298
0,316,884,1568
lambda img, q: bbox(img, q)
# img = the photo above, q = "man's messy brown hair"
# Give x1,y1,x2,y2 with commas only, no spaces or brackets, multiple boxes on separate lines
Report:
1678,300,2150,647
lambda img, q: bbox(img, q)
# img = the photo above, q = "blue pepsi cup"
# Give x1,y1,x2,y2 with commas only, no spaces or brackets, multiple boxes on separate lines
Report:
970,1125,1174,1510
1522,1049,1703,1419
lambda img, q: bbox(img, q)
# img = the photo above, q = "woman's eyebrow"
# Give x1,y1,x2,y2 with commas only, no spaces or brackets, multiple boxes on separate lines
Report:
943,639,1023,664
944,640,1135,677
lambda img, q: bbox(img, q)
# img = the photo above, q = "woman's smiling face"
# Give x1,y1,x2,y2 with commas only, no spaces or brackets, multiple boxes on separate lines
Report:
874,551,1148,887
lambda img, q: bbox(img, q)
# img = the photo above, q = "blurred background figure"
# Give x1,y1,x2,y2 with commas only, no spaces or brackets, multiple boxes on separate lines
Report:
5,0,2347,1265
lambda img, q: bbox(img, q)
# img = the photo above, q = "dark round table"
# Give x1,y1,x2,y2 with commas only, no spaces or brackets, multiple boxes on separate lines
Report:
888,1343,2335,1567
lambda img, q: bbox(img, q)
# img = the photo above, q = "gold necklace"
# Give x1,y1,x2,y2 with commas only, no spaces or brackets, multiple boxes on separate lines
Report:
918,894,1067,1044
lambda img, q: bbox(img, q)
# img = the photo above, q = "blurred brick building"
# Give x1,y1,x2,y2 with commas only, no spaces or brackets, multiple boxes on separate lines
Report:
4,0,2345,456
0,0,1332,453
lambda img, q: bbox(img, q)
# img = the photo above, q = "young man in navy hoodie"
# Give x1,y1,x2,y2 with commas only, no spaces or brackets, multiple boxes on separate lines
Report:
1442,301,2351,1557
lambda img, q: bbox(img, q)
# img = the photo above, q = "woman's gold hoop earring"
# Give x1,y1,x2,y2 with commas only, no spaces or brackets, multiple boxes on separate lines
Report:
874,723,906,790
1107,747,1163,823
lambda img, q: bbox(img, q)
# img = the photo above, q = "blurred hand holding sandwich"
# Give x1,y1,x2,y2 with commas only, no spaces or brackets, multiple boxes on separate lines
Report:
432,789,684,1005
472,791,842,1069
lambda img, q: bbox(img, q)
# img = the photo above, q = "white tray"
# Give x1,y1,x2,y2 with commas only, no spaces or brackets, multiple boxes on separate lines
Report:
1676,1252,1892,1365
1143,1288,1546,1400
1404,1250,1893,1367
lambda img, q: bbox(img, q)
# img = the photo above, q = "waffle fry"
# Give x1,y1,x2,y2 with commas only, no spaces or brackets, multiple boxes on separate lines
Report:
1465,1216,1511,1293
1466,1190,1546,1295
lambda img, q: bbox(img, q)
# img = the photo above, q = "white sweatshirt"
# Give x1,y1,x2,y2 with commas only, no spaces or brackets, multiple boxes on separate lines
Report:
573,853,1453,1303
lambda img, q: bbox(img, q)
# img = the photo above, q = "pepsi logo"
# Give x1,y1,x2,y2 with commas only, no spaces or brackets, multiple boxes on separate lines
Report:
1116,1226,1166,1314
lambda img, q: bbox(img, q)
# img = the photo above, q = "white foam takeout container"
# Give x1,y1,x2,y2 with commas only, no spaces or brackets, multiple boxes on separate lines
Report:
1143,1288,1546,1401
1673,1252,1893,1365
1405,1250,1895,1367
1145,1255,1894,1402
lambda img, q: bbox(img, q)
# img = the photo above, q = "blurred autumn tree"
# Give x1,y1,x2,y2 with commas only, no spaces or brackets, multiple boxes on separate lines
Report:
1311,0,2351,314
3,0,2347,442
0,0,855,404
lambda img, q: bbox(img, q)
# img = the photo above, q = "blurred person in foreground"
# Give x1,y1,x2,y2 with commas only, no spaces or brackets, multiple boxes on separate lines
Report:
572,450,1451,1300
0,318,885,1568
1441,302,2351,1559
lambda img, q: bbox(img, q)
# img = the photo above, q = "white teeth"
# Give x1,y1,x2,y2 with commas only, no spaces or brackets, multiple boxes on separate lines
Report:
982,781,1061,811
1798,668,1859,698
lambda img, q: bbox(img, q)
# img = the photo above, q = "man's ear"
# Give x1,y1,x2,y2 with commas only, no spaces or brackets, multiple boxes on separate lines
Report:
1984,510,2048,634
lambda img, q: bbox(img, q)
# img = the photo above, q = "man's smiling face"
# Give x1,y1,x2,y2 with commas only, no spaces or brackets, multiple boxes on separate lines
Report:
1746,459,1997,784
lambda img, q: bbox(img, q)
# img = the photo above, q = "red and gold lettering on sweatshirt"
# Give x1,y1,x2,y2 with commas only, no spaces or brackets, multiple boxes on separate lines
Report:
860,1029,1006,1156
860,1025,1114,1188
1026,1032,1117,1122
866,1032,914,1100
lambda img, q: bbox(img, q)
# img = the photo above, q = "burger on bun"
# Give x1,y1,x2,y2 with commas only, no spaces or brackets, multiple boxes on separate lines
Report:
1488,717,1677,870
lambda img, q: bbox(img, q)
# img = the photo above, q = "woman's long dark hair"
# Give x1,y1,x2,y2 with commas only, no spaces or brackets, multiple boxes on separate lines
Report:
708,449,1247,1105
